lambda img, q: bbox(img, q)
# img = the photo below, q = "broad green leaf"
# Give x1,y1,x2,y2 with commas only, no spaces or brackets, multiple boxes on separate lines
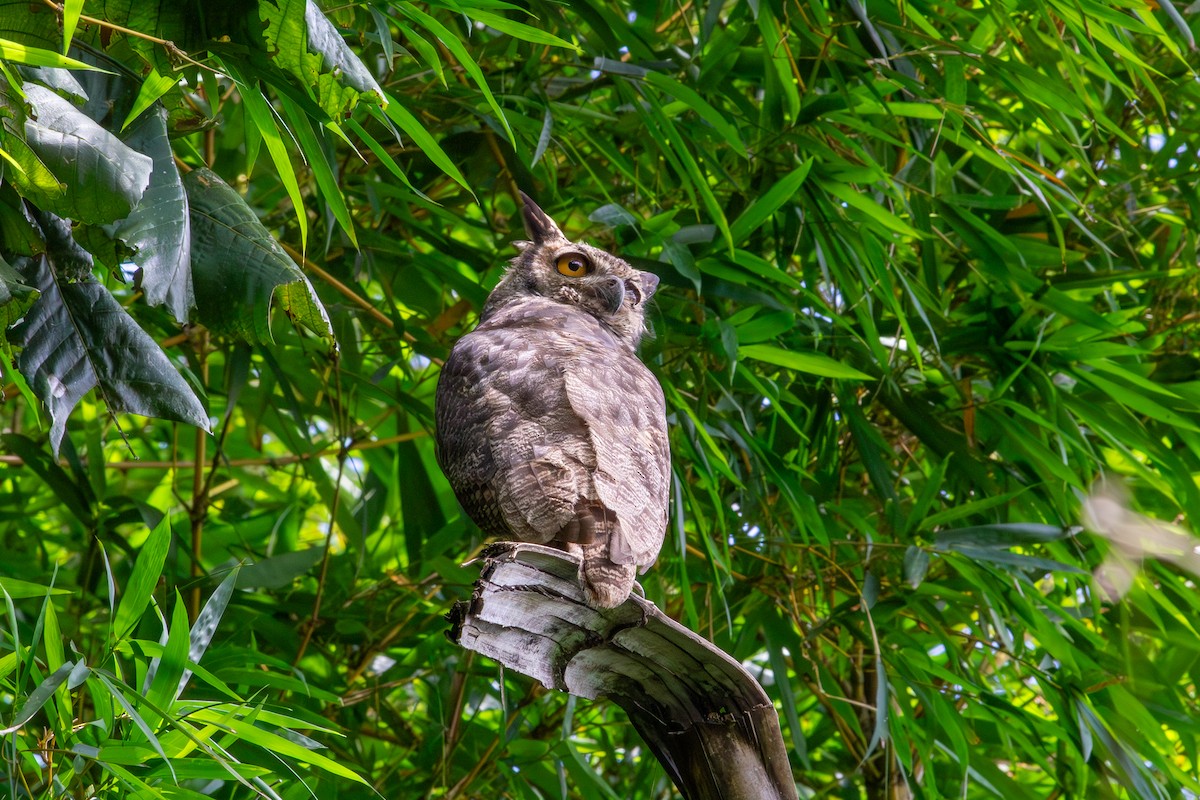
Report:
261,0,384,118
0,252,37,329
0,77,65,207
110,105,193,323
11,213,210,455
185,167,333,345
20,83,151,224
739,344,873,380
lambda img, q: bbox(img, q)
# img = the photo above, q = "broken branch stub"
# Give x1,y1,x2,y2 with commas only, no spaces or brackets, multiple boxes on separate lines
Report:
447,542,798,800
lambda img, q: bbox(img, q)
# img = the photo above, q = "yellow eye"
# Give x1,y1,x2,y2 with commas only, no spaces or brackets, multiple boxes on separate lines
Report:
555,253,592,277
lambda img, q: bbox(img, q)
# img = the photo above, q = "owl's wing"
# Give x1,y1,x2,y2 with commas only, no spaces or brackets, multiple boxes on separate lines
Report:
437,322,591,542
435,332,511,534
564,357,670,568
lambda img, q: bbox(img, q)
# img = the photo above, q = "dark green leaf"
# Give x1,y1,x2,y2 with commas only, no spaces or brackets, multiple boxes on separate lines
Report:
11,213,209,454
186,167,332,345
21,84,151,224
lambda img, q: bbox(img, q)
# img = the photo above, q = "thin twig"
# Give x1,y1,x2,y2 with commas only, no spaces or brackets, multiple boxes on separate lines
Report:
41,0,216,73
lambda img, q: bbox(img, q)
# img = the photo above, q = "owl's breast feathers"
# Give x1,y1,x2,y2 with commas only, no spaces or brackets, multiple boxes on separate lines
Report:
435,296,670,570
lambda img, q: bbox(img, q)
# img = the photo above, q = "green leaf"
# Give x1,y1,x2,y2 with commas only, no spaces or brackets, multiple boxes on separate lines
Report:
20,83,151,224
0,661,74,734
120,68,176,131
377,97,471,193
112,515,172,641
451,5,579,50
933,523,1072,550
143,590,190,717
187,704,370,784
0,576,71,599
223,62,308,249
261,0,383,118
820,180,922,238
738,344,874,380
278,96,357,247
0,38,103,71
728,160,813,243
0,252,37,329
185,167,333,345
394,4,514,146
643,71,746,157
904,546,930,588
110,105,193,323
11,213,210,455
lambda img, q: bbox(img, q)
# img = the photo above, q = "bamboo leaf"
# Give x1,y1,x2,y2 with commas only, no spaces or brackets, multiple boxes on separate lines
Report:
739,344,873,380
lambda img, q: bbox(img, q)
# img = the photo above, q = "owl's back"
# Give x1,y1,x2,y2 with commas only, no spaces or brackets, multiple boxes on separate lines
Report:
435,295,669,590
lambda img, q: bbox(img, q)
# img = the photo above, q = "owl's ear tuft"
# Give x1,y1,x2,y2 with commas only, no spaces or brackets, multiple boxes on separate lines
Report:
638,271,660,301
519,191,564,244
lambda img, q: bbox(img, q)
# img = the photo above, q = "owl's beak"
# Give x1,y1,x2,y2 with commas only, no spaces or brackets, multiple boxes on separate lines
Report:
623,278,642,306
596,276,627,314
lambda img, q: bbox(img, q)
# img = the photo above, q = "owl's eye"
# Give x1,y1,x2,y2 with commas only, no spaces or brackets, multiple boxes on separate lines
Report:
555,253,592,278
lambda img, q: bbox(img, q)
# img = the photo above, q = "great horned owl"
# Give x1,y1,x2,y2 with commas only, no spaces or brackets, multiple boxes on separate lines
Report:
435,193,670,609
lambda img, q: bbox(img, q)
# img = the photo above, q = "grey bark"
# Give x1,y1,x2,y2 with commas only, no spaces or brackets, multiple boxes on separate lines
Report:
447,542,798,800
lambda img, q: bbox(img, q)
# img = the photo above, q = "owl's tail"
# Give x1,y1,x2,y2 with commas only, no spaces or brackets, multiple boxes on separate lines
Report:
579,544,636,609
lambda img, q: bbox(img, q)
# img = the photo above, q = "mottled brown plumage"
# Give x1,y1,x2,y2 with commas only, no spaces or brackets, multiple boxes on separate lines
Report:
435,193,670,608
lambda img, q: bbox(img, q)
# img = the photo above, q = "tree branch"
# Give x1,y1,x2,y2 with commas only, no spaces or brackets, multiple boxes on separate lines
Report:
448,543,799,800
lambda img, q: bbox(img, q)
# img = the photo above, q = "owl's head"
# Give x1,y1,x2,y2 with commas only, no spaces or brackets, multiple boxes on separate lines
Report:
482,193,659,348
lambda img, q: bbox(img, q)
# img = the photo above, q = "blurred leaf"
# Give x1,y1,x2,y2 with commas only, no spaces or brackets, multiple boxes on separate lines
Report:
0,576,71,599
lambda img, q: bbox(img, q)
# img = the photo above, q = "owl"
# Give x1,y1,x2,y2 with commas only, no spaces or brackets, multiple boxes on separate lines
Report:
435,192,670,609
